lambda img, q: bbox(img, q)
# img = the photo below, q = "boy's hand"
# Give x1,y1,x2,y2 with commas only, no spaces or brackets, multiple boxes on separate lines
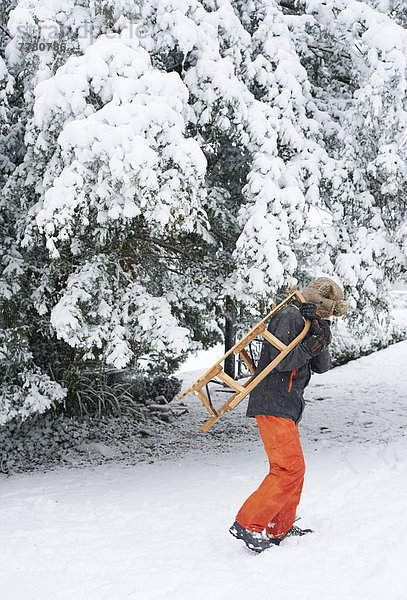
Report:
309,317,332,345
299,302,318,320
302,318,332,356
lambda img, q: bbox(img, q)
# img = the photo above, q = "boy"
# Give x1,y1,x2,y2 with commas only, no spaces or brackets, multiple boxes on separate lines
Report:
230,278,349,552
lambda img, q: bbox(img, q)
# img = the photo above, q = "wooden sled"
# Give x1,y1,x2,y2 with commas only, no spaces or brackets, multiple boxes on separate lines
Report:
179,288,310,433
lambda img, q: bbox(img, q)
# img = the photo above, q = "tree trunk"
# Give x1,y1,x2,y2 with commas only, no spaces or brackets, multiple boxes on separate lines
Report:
224,297,237,378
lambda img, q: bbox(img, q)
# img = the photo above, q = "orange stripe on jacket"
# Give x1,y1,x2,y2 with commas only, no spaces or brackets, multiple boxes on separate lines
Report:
288,369,296,393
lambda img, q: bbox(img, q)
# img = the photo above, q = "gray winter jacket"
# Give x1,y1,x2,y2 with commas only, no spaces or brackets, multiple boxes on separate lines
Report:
246,306,331,424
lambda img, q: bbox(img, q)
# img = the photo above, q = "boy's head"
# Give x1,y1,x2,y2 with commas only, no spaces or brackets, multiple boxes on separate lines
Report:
302,277,350,319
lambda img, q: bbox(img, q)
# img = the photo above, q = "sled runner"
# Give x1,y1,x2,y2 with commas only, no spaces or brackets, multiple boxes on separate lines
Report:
179,288,310,432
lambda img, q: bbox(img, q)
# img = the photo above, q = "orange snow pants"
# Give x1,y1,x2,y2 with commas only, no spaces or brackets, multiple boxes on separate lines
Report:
236,415,305,539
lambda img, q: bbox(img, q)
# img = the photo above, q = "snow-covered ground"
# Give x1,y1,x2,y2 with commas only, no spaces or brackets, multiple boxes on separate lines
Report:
1,339,407,599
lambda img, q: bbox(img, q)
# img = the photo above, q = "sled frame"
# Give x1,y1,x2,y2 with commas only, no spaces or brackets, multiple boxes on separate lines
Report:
179,288,310,432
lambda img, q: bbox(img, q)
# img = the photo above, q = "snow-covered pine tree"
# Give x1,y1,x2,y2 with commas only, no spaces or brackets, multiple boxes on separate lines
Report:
289,0,407,351
136,0,407,355
2,1,226,425
1,0,406,423
6,0,332,392
133,0,346,378
0,1,118,424
0,2,68,425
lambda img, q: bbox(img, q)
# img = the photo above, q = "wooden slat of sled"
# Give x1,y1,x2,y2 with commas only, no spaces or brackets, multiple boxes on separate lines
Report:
216,370,245,392
233,322,266,355
238,348,255,374
179,363,222,401
260,329,287,352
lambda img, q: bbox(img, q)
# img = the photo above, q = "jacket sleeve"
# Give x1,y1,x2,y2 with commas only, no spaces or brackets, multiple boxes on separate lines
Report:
265,308,316,372
310,348,331,373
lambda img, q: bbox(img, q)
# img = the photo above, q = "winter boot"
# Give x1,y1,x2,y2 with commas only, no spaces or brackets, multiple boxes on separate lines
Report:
285,524,313,538
229,521,280,553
